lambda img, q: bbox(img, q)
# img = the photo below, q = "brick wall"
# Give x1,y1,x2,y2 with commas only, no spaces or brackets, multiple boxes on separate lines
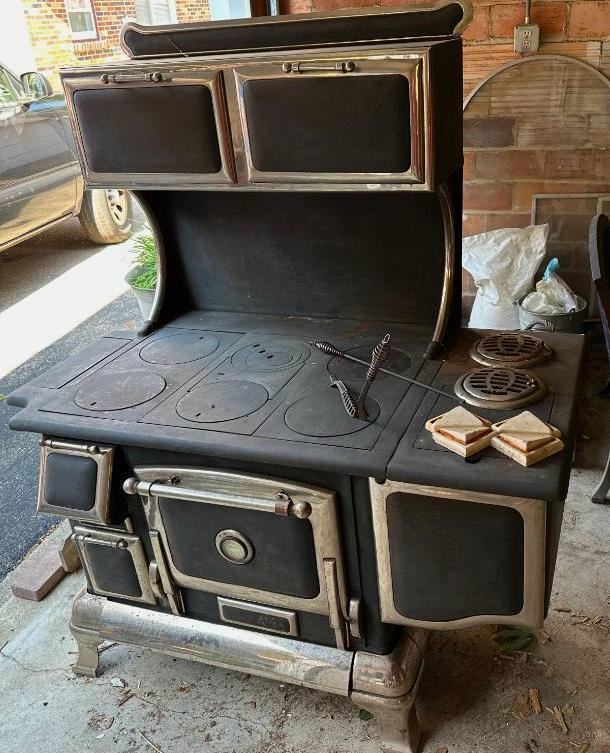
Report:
23,0,211,87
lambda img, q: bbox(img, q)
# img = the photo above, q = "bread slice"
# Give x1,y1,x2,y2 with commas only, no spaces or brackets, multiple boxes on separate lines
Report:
425,406,492,445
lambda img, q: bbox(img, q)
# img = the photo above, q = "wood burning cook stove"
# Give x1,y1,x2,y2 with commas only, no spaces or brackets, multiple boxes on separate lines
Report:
7,1,586,749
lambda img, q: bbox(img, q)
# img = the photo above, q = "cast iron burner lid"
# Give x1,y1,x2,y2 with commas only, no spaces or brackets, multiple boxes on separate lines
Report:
176,380,268,423
454,367,547,410
231,338,310,372
74,370,167,411
328,346,411,382
470,332,552,369
139,332,219,365
284,386,380,437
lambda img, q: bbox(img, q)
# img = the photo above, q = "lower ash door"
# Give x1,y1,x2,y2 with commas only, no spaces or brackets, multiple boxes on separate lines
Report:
126,467,349,645
370,480,546,630
73,524,156,605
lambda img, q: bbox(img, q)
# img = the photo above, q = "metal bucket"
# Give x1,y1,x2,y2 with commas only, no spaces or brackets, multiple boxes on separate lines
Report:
518,295,587,333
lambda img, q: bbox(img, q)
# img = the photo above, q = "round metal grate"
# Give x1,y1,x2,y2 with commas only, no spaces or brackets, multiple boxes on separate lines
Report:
454,367,547,410
470,333,552,368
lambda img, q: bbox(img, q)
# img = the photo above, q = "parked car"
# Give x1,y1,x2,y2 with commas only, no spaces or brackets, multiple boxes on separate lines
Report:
0,63,132,252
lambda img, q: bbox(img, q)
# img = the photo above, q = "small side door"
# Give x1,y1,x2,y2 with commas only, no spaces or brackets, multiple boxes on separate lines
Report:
0,66,77,250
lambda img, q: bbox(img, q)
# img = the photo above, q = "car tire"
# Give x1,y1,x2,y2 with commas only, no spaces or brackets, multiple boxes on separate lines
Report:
78,189,133,245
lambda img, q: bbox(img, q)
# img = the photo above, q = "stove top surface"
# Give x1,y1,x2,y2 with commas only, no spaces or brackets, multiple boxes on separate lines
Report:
8,311,585,500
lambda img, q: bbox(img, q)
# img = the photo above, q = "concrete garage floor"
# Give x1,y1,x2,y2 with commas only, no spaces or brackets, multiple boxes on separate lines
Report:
0,355,609,753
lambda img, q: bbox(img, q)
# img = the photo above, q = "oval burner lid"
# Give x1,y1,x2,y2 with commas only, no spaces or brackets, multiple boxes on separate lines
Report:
285,387,380,437
328,346,411,384
454,367,546,410
176,380,268,423
140,332,219,365
74,370,166,411
470,333,552,369
232,339,310,372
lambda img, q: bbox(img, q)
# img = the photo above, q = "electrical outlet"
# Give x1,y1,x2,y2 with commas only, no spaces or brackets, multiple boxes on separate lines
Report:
514,23,540,53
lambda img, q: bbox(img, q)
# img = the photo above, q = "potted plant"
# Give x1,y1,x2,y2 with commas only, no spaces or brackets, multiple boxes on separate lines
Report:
125,234,157,319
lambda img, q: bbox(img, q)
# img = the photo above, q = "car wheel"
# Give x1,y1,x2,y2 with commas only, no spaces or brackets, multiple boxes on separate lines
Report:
78,189,133,245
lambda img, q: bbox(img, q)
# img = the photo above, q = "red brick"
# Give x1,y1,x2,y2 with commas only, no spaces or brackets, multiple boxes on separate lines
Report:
463,181,513,211
568,1,610,39
490,2,566,39
475,150,545,179
463,153,475,180
463,5,489,40
513,181,545,210
464,116,515,147
484,212,532,231
462,214,487,237
544,149,610,180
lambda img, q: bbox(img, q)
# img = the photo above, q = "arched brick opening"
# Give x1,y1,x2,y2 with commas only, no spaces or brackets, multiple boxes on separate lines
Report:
462,55,610,317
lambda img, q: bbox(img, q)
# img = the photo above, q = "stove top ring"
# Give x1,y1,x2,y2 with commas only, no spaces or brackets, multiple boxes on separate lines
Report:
231,338,310,373
74,370,167,411
176,380,269,423
454,367,547,410
470,333,552,369
139,332,219,365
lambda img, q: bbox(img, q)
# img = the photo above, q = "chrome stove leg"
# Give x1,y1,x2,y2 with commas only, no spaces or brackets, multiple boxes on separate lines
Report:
350,630,427,753
69,588,104,677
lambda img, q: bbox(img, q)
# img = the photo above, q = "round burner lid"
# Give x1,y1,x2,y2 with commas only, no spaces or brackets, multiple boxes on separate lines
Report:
470,333,552,369
284,387,380,437
176,380,268,423
140,333,219,365
454,367,546,410
74,370,166,411
232,339,310,373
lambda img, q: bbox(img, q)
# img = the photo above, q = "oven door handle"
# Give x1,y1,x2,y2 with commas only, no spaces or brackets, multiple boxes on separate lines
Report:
124,477,312,518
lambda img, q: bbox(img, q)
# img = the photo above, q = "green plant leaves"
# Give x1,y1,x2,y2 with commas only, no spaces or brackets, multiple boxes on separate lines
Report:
493,626,535,653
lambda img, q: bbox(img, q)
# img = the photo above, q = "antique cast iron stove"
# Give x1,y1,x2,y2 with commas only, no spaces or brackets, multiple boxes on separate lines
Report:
7,2,586,750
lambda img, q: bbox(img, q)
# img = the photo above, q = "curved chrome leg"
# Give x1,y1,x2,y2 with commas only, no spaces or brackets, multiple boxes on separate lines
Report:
351,630,427,753
69,588,105,677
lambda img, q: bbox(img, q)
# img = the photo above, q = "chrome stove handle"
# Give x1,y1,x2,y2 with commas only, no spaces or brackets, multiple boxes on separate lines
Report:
123,477,312,518
72,532,128,549
281,61,356,74
100,71,171,84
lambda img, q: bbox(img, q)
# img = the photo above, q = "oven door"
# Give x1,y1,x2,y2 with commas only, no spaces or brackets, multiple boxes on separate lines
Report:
62,65,235,188
231,53,426,186
370,480,546,630
126,467,349,645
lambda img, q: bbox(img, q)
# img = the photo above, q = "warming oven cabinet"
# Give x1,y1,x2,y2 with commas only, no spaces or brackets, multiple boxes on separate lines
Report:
7,2,586,752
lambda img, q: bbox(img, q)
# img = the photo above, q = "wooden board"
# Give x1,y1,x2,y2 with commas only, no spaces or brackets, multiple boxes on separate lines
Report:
492,411,561,452
491,435,565,466
430,425,494,458
425,406,492,444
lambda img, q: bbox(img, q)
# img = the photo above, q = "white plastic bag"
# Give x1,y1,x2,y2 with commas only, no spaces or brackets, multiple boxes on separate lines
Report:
463,224,549,330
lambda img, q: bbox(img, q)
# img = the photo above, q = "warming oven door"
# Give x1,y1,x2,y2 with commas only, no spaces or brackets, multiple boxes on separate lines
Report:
231,53,426,186
126,467,350,647
62,65,235,188
370,480,546,630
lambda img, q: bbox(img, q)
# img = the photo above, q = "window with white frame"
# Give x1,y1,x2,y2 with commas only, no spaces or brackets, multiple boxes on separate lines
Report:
65,0,97,40
135,0,178,25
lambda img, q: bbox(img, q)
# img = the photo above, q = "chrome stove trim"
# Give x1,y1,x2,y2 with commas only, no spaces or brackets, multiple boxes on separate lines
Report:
217,596,299,637
231,54,426,187
426,180,455,358
130,466,349,620
37,439,114,525
70,589,353,695
369,479,546,630
73,524,157,606
62,68,236,190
